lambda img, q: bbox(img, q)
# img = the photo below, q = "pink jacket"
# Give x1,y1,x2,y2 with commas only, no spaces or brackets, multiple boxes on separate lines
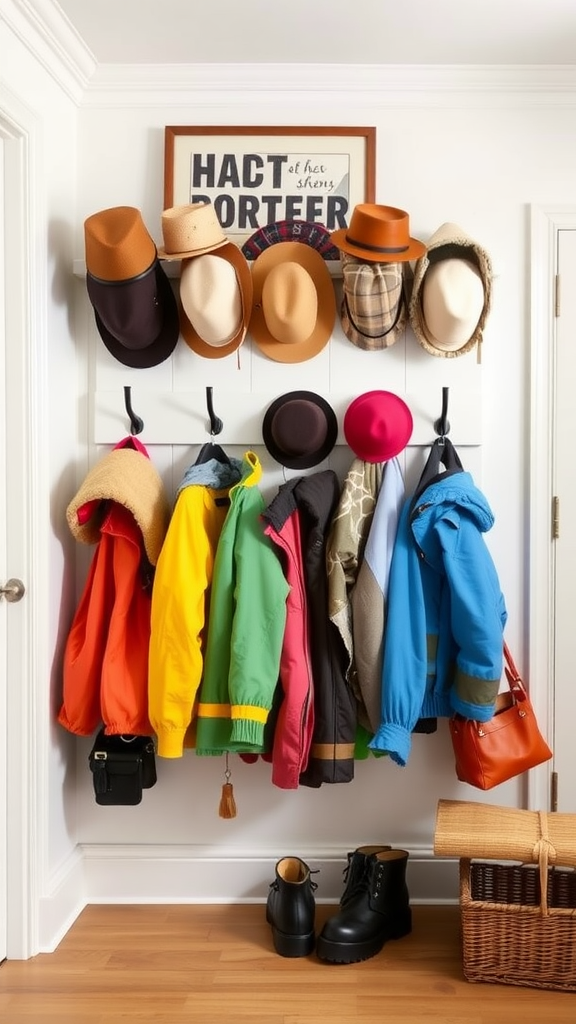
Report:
263,501,315,789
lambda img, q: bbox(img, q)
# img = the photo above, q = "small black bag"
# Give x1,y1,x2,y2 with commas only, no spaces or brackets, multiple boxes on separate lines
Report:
88,730,157,805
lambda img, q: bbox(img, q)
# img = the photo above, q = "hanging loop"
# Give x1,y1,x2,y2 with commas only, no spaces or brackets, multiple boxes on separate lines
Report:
123,386,144,435
433,386,450,439
206,386,223,436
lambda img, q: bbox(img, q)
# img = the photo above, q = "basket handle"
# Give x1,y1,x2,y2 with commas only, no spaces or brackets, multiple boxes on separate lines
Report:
533,810,556,916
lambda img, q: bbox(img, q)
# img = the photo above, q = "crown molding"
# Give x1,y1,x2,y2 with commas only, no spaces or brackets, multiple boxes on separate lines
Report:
1,0,96,102
82,62,576,108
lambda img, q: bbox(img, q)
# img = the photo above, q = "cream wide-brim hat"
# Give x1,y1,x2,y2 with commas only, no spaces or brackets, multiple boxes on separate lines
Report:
249,241,336,363
179,243,254,359
409,222,492,357
157,202,229,261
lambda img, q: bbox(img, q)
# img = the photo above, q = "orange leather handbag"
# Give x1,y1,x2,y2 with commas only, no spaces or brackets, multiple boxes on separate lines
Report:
449,643,552,790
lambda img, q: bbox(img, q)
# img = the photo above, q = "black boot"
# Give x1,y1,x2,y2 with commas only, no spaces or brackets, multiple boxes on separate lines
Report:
316,849,411,964
266,856,317,957
340,846,391,907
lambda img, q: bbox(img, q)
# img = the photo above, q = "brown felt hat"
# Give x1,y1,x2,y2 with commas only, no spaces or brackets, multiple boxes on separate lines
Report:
179,243,253,359
84,206,179,369
84,206,157,281
249,241,336,363
332,204,426,264
262,391,338,469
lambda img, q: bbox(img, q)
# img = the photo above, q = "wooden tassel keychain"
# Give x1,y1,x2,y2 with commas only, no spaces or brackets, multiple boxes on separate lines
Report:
218,752,237,819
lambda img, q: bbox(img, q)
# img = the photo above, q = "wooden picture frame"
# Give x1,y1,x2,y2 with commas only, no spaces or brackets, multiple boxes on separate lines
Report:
163,125,376,252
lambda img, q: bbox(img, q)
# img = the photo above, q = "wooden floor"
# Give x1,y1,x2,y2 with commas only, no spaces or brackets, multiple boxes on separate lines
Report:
0,904,574,1023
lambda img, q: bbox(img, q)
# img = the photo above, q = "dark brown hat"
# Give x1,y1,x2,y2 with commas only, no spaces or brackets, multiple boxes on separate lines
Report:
86,262,180,368
262,391,338,470
84,206,179,368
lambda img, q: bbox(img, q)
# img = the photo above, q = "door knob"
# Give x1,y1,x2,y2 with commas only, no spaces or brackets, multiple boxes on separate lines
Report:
0,578,25,602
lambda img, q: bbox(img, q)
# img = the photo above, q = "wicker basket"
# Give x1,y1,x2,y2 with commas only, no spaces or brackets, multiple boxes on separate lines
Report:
460,858,576,991
434,799,576,991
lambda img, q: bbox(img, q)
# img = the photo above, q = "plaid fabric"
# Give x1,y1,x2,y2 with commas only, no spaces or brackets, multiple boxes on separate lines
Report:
340,255,413,350
242,219,340,261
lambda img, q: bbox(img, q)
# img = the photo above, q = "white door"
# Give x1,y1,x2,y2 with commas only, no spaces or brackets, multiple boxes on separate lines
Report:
0,134,6,964
552,227,576,813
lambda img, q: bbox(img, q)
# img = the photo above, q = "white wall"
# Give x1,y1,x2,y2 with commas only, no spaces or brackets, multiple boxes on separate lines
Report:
68,72,575,894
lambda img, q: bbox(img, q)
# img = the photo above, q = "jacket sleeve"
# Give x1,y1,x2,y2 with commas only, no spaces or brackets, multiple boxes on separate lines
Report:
58,537,115,736
148,492,213,758
438,509,507,719
227,499,290,749
369,502,428,766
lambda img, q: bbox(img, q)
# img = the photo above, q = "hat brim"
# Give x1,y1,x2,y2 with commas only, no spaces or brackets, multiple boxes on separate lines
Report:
262,391,338,469
343,390,413,463
179,244,254,359
250,242,336,363
91,262,180,369
331,228,426,263
157,237,230,261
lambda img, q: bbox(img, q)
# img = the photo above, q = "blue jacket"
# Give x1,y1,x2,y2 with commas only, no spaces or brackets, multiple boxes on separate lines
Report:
369,469,507,766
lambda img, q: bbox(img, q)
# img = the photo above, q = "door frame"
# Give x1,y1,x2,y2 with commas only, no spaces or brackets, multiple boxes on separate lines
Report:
0,87,46,959
529,204,576,811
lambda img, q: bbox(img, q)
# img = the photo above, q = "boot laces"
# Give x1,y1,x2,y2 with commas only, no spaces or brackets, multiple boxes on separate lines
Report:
341,855,370,905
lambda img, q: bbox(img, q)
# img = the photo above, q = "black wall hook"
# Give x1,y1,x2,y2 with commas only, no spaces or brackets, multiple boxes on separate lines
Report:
123,386,144,435
433,386,450,439
206,386,223,436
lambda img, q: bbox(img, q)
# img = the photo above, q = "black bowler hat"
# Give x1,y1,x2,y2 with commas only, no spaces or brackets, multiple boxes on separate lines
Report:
262,391,338,470
84,206,179,369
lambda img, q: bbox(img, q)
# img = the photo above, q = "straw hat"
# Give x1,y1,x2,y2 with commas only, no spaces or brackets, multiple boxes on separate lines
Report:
157,202,229,260
332,204,426,264
262,391,338,469
66,446,171,566
343,390,413,463
84,206,179,369
179,243,253,359
409,222,492,357
250,241,336,363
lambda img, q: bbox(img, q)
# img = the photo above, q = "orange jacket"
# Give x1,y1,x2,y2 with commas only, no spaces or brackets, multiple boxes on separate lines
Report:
59,436,168,737
58,501,154,736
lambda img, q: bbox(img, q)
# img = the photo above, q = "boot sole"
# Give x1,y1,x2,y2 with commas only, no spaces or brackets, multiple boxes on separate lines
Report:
316,915,412,965
269,924,316,958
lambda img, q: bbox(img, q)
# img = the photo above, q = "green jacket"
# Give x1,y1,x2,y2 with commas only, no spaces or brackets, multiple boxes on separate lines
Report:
195,451,289,755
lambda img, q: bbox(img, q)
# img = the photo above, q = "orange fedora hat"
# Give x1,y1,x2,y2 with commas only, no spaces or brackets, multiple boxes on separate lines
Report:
332,204,426,264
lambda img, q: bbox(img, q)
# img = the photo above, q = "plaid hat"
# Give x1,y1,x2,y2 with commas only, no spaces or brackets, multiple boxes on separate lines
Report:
242,220,340,261
340,254,414,350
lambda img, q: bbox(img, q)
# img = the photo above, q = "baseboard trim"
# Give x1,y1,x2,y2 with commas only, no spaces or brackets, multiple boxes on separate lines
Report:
36,843,459,952
81,844,459,905
38,844,85,953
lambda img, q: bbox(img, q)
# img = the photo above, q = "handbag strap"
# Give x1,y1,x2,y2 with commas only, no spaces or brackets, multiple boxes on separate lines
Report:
503,641,528,698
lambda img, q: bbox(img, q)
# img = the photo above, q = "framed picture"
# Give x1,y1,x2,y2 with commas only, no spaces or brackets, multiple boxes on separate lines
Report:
164,125,376,253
